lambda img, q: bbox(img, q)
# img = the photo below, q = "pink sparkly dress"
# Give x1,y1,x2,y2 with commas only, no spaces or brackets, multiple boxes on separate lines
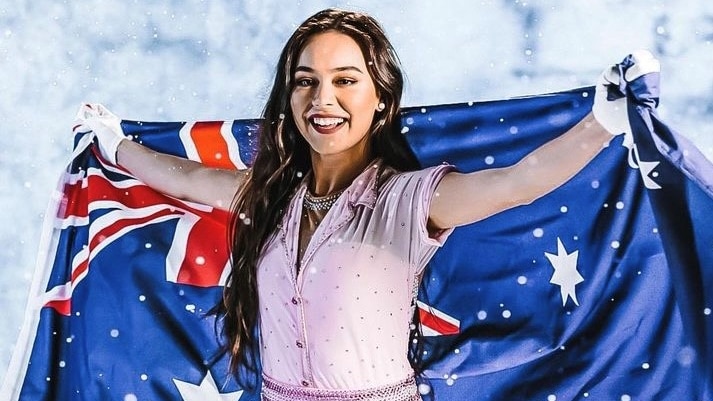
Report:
257,160,454,401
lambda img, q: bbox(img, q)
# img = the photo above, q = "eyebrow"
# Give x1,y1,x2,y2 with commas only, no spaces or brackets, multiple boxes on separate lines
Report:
294,65,365,74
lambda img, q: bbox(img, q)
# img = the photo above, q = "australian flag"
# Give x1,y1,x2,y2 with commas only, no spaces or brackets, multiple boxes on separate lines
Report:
3,58,712,400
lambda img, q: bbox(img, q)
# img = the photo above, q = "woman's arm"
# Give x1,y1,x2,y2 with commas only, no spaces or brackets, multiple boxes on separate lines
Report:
429,113,610,229
76,103,246,211
116,139,247,210
429,50,660,230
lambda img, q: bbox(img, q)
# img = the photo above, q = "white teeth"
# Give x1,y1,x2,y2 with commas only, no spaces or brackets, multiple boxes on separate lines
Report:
312,117,344,127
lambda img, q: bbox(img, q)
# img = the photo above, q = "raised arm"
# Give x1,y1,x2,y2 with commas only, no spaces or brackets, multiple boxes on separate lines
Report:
430,113,609,228
76,103,246,211
429,50,660,229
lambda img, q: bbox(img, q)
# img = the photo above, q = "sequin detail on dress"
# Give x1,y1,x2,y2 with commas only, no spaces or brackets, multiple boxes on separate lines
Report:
261,374,422,401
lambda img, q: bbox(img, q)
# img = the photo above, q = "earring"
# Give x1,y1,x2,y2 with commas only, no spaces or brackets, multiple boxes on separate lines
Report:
377,102,386,111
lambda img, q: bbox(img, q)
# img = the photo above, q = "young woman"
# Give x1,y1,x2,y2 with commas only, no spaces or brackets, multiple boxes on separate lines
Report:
75,8,657,401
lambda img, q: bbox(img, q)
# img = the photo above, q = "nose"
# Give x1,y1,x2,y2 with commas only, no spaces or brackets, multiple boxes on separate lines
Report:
312,82,335,107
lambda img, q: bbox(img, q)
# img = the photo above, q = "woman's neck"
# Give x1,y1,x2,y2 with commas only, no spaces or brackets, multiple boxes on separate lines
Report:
309,151,374,196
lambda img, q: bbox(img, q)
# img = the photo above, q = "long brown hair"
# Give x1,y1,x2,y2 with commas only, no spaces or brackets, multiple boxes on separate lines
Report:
214,8,420,386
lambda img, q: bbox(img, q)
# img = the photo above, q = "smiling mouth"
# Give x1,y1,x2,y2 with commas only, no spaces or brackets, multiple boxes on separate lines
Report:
309,117,346,133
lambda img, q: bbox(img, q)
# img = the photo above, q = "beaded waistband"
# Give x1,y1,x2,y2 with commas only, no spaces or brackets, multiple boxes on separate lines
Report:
261,374,421,401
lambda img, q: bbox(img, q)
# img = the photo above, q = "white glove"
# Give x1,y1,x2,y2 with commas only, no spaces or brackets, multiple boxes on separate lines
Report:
592,49,660,140
74,103,127,165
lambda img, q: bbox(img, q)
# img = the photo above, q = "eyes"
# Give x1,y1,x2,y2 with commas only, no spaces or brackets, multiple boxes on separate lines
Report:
294,77,357,88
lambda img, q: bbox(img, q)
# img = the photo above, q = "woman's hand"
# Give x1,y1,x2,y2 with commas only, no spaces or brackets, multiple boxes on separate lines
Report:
592,49,660,138
74,103,128,165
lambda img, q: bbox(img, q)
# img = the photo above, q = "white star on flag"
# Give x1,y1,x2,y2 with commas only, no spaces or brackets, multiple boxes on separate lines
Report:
637,159,661,189
173,370,243,401
545,237,584,306
625,142,661,190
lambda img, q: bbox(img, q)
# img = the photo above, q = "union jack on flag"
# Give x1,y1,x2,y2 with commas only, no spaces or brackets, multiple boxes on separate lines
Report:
3,56,713,400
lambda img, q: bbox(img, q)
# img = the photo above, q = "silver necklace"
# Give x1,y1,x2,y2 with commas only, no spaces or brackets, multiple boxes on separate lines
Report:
302,189,345,211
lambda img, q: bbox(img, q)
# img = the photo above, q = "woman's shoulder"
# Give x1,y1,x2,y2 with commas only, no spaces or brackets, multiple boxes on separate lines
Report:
381,162,453,183
374,163,452,201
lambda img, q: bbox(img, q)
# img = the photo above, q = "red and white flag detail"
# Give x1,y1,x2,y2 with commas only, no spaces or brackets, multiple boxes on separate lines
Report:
417,300,460,336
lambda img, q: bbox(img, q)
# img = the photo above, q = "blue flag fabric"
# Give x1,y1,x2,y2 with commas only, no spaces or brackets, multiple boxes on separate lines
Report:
407,82,713,399
3,74,712,400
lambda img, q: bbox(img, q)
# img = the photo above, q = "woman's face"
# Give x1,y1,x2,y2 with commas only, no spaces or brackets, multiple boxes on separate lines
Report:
290,31,381,162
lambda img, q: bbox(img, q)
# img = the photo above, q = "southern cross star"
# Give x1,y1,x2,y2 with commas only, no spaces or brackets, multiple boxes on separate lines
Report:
545,237,584,306
173,370,243,401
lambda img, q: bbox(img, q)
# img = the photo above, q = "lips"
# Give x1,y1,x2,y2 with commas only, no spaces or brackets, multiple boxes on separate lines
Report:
308,115,347,134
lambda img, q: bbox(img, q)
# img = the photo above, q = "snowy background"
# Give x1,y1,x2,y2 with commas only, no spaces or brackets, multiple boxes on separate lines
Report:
1,0,712,385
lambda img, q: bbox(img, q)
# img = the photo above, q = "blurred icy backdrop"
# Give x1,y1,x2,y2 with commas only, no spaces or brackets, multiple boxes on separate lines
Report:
1,0,712,385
